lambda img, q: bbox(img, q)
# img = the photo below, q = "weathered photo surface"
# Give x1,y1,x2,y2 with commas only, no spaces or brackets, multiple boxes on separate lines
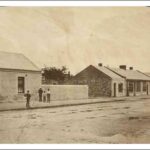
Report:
0,7,150,144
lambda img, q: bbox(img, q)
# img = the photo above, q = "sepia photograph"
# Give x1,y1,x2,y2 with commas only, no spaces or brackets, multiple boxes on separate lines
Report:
0,6,150,144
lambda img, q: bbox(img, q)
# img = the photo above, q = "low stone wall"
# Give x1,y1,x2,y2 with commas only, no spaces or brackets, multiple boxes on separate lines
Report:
41,85,88,101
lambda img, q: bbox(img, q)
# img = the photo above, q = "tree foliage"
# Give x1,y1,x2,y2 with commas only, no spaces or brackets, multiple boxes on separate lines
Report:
42,66,72,83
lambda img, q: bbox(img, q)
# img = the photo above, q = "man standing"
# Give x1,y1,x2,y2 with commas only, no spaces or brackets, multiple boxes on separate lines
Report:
47,88,51,103
24,90,31,109
38,88,43,102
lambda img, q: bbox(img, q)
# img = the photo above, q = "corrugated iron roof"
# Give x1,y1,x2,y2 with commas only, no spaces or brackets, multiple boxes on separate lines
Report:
0,51,40,71
94,65,124,80
107,67,150,81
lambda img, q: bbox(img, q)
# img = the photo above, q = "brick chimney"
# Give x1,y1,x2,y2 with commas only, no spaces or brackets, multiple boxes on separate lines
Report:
129,67,133,70
119,65,126,70
98,63,103,67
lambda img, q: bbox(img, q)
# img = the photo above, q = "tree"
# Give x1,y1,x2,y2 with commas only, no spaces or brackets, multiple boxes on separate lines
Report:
42,66,72,84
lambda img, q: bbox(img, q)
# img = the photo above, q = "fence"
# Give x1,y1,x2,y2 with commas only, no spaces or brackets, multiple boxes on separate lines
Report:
41,85,88,101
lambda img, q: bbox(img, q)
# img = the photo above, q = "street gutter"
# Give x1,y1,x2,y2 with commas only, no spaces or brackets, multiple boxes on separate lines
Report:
0,99,125,112
0,97,149,112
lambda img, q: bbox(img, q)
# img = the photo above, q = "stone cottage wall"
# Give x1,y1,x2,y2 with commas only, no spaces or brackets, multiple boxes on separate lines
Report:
69,65,112,97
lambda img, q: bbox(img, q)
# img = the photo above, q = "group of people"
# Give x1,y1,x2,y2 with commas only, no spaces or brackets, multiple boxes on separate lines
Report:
38,88,51,103
24,88,51,109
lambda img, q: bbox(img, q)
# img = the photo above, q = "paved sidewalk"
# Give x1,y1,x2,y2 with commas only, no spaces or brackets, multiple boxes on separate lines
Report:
0,95,149,112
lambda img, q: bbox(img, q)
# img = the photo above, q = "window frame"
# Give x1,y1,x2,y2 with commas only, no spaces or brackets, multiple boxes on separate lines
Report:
118,83,123,93
136,81,141,92
129,82,134,92
18,77,25,94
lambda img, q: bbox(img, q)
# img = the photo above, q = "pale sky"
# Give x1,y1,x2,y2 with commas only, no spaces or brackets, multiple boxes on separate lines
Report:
0,7,150,75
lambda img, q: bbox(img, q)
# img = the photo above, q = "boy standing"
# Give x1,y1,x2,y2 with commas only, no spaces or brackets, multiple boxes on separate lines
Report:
47,89,51,103
43,91,46,102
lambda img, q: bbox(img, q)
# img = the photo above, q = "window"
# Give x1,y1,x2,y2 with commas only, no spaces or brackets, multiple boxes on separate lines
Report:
91,79,95,83
18,77,25,93
129,82,133,92
143,82,147,92
118,83,123,93
136,81,141,92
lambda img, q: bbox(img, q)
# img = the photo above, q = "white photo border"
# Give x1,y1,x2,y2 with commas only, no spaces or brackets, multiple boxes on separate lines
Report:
0,1,150,149
0,1,149,6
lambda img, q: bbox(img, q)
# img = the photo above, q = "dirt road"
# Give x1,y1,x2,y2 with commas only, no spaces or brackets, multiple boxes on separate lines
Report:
0,98,150,143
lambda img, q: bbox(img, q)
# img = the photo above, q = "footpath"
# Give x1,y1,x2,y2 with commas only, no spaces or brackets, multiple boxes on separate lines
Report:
0,95,149,112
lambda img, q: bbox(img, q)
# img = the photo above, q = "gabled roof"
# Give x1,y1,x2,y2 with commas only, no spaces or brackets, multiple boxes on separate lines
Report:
93,65,124,80
107,67,150,81
145,72,150,77
0,51,40,72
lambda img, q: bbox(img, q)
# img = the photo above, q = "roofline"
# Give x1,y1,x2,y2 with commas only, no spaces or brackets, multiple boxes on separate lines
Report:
105,66,126,79
0,68,41,73
93,65,112,80
22,54,40,70
127,79,150,81
0,51,40,71
74,65,112,80
136,70,150,78
73,65,92,78
106,67,150,81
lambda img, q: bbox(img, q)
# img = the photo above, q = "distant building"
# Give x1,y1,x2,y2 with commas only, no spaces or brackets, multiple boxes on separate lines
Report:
0,51,41,97
70,63,150,97
108,65,150,97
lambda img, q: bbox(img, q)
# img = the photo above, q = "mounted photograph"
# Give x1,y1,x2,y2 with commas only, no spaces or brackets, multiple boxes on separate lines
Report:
0,6,150,144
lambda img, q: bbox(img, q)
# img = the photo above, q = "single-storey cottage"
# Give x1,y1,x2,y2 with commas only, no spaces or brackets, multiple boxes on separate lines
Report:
70,64,150,97
0,51,41,97
107,65,150,96
69,64,125,97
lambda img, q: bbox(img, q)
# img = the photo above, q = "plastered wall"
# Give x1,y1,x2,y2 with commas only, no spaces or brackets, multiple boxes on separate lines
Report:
42,85,88,101
0,70,41,98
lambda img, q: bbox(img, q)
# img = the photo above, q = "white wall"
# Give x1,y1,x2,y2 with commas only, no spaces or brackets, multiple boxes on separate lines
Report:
0,70,41,98
148,82,150,95
42,85,88,101
111,79,126,97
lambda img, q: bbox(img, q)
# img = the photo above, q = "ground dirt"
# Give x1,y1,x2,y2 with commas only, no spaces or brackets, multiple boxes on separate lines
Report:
0,97,150,143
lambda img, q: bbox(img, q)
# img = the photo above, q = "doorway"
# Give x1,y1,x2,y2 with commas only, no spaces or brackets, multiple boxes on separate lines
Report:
114,83,116,97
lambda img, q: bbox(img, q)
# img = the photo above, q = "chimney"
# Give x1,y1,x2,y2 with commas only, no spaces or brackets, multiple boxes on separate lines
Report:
98,63,103,67
129,67,133,70
119,65,126,70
